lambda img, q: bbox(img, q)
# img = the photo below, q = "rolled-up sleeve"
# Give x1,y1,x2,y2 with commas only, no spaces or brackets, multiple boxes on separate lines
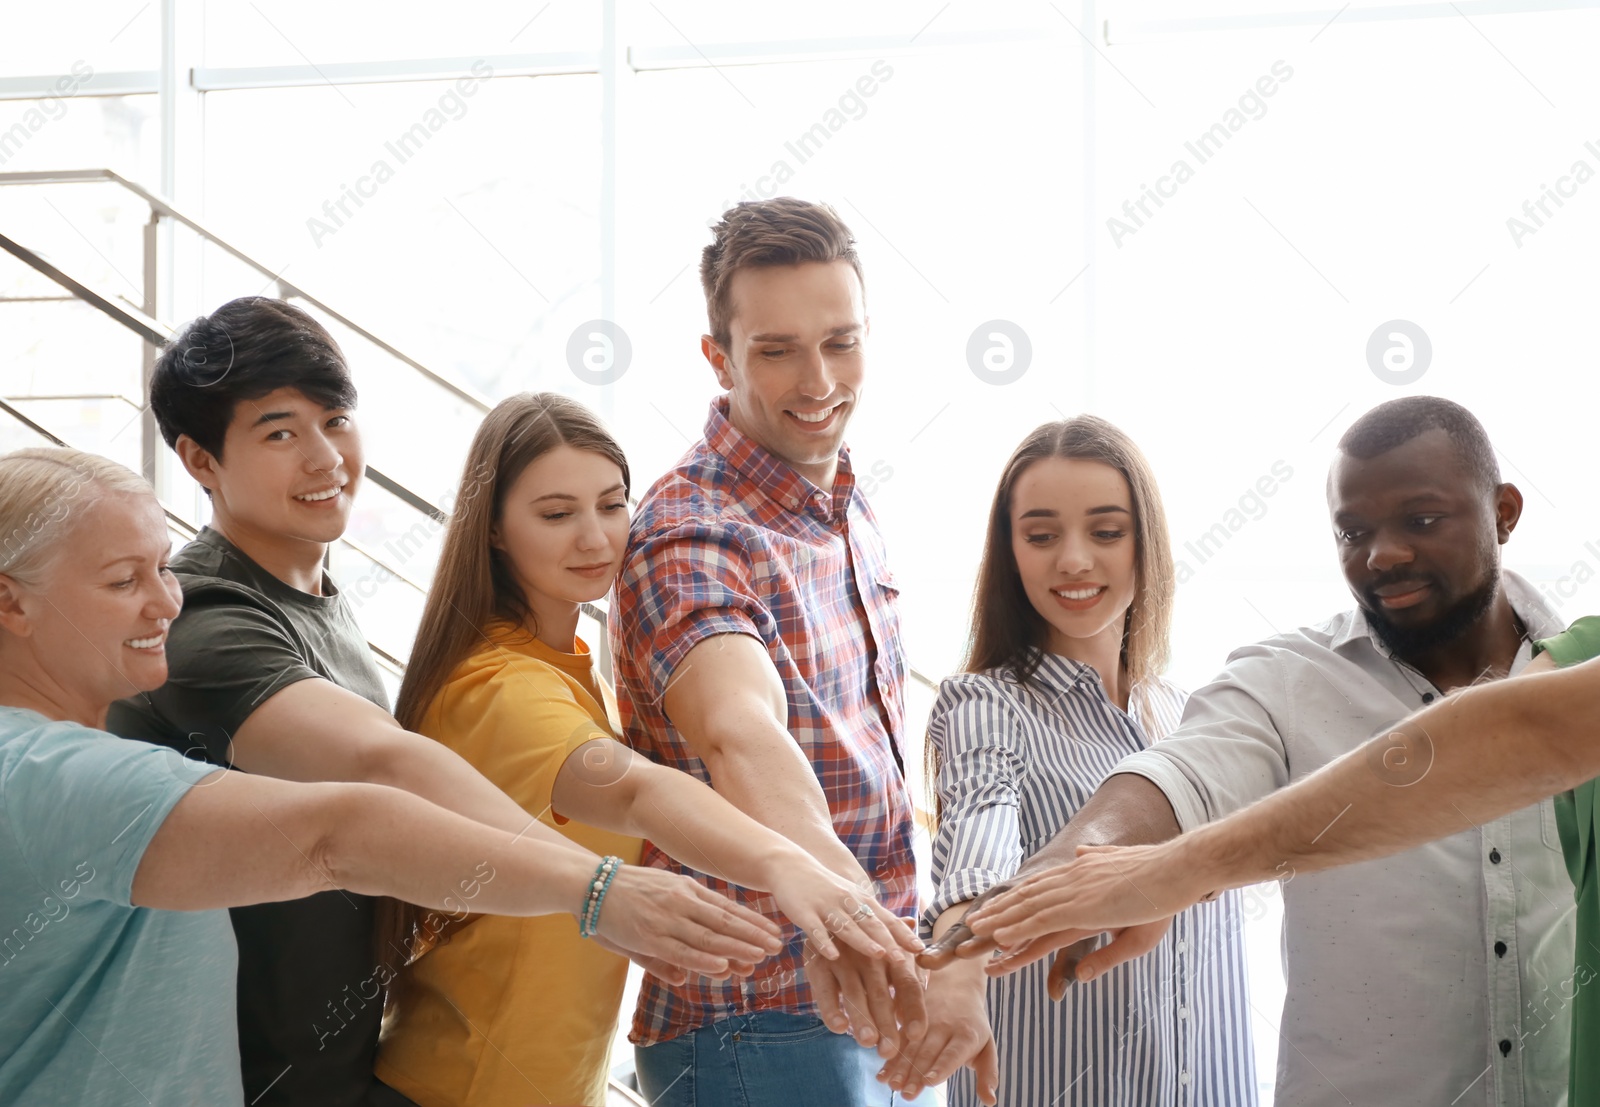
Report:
1114,642,1293,832
613,521,769,703
922,677,1024,937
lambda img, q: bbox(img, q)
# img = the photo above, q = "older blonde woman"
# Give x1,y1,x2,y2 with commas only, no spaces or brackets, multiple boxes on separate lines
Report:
0,447,785,1105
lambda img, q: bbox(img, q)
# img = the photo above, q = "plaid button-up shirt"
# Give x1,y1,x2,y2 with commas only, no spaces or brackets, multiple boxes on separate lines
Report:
611,396,918,1046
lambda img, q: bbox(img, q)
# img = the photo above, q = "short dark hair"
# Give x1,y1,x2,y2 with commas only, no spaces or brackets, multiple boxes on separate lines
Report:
149,297,357,460
1337,396,1501,493
700,197,865,351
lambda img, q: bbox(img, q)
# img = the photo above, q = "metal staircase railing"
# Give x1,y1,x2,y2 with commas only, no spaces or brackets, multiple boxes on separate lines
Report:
0,171,524,674
0,167,935,694
0,169,492,413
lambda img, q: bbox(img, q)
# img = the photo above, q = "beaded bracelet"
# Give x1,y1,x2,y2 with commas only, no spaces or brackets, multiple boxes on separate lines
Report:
579,855,624,938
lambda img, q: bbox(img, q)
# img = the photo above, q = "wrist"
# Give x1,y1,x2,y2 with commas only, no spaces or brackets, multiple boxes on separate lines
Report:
547,848,603,921
936,949,994,986
578,855,625,938
754,841,817,892
1171,825,1255,901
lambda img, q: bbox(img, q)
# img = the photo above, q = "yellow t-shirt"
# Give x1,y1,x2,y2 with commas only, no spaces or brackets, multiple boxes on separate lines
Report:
376,622,643,1107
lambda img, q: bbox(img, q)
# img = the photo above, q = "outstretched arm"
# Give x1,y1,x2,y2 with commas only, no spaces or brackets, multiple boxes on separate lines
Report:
132,769,786,983
552,737,921,963
232,677,543,836
918,771,1180,988
660,632,926,1057
966,654,1600,970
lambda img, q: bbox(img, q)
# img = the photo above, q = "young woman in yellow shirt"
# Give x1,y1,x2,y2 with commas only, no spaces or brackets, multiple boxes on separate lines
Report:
375,393,922,1107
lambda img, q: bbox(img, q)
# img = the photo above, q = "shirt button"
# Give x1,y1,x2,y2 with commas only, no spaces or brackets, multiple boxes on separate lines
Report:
1494,940,1508,958
1175,940,1187,954
1490,848,1502,864
1178,1005,1189,1019
1421,692,1435,703
1179,1071,1191,1085
1499,1039,1513,1056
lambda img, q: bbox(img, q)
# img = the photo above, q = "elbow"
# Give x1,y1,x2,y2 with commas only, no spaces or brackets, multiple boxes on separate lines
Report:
682,723,737,784
607,751,657,836
305,783,375,895
353,727,443,791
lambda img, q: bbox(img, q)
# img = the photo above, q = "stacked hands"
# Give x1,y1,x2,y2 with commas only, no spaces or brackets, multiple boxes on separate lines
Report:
713,841,1203,1106
599,853,926,991
935,843,1205,984
618,845,1171,1107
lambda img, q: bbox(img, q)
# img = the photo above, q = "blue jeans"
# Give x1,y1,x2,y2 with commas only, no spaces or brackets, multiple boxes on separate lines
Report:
634,1011,936,1107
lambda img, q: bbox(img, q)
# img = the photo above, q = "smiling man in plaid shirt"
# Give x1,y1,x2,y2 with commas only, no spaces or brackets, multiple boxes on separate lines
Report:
612,197,929,1106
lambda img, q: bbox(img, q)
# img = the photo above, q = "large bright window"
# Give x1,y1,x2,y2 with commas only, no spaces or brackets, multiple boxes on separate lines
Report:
7,4,1600,1101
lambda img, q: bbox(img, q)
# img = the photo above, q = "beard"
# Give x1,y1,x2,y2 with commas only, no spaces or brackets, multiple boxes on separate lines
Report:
1363,562,1502,659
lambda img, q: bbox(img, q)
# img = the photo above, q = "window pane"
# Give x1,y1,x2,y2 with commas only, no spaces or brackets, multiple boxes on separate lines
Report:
202,1,600,67
1,4,158,75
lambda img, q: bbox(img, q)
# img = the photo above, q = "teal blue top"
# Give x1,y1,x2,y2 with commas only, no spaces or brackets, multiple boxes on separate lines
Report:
0,706,244,1104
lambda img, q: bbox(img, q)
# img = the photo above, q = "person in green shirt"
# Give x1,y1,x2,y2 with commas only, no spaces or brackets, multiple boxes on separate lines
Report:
1532,616,1600,1106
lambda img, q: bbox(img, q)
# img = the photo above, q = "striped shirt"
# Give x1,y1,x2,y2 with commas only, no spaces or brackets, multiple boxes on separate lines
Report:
611,396,918,1046
925,652,1257,1107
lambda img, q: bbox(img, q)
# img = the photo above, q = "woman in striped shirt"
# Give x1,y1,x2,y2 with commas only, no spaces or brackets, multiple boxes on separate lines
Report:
884,416,1257,1106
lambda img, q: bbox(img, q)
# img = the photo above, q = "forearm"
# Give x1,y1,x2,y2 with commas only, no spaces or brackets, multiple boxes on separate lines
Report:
701,734,868,885
661,635,871,885
232,680,537,837
1182,663,1600,891
135,771,597,912
363,730,539,837
323,780,597,918
609,758,817,891
1017,772,1182,875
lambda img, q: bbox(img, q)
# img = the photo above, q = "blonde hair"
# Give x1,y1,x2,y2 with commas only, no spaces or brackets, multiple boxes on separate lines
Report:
0,447,151,586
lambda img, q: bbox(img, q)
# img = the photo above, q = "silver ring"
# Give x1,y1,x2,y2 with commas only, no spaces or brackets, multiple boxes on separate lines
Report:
850,902,874,922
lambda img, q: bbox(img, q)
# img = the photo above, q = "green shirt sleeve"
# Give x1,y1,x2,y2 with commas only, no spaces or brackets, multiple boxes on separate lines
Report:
1533,615,1600,667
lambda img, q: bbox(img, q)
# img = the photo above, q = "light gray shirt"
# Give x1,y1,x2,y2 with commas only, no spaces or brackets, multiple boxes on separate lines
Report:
1117,571,1574,1107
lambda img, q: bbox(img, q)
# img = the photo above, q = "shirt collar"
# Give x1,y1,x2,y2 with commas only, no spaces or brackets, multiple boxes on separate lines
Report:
1330,568,1561,655
1020,648,1139,705
1025,649,1101,693
702,396,857,522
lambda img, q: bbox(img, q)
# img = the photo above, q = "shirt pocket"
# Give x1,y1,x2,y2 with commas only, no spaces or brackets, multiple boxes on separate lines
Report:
1541,797,1564,852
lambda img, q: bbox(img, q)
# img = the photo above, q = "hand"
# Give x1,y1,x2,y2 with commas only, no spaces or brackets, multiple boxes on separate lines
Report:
767,855,925,963
917,882,1012,970
597,864,784,981
965,843,1200,972
979,922,1172,989
877,956,998,1104
1048,936,1109,1000
806,929,928,1058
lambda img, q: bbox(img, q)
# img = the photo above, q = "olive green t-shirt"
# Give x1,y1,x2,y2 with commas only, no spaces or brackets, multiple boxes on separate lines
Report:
1531,615,1600,1107
107,526,400,1107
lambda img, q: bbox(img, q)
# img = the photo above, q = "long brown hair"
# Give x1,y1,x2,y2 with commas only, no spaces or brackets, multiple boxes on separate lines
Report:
924,416,1176,821
378,392,630,982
